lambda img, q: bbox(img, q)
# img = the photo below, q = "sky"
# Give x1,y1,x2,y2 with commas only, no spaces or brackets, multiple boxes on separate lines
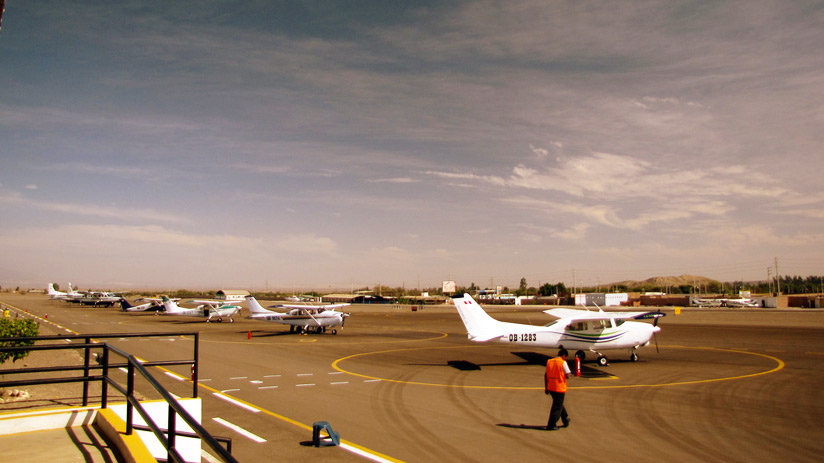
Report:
1,1,823,291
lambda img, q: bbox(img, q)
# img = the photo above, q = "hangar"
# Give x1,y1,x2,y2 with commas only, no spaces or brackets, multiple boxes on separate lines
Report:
215,289,250,302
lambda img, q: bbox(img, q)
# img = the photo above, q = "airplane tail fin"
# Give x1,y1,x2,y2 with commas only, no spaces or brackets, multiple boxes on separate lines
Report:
47,283,57,295
451,293,506,341
120,298,133,310
245,296,275,314
161,296,183,313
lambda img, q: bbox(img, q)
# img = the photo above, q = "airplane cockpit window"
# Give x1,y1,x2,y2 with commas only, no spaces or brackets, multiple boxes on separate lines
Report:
566,322,587,331
615,319,625,326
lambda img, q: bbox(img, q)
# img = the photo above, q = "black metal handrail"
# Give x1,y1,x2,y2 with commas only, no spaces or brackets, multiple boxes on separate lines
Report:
0,332,237,463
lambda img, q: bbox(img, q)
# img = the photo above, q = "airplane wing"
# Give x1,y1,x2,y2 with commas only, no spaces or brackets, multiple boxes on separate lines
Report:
275,303,350,311
543,308,665,322
188,300,239,308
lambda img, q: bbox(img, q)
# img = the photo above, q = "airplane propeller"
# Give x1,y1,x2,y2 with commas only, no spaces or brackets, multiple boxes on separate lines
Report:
652,309,662,353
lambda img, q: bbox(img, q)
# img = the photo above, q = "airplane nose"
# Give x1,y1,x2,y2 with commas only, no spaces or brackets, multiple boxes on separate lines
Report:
652,325,661,333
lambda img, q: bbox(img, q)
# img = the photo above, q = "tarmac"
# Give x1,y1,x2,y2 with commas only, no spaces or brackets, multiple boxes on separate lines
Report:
2,293,824,463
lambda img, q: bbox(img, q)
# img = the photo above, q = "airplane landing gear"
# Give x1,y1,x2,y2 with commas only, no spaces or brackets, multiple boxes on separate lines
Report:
574,350,586,362
597,356,609,367
331,329,337,335
630,352,639,362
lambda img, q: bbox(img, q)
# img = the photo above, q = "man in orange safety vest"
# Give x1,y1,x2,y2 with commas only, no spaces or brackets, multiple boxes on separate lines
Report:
545,347,571,430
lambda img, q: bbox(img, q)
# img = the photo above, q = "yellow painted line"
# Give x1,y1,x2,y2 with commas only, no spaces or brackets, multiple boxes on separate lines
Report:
148,364,405,463
332,345,784,391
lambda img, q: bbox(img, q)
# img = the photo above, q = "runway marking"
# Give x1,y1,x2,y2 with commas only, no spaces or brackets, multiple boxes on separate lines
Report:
213,392,259,412
263,374,281,378
212,417,266,443
331,381,349,385
332,345,785,390
296,383,315,387
250,380,263,384
229,376,247,380
164,371,185,381
258,385,278,390
188,380,404,462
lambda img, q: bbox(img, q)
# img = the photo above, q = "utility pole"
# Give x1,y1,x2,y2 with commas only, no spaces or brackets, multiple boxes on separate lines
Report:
767,267,772,294
775,257,781,296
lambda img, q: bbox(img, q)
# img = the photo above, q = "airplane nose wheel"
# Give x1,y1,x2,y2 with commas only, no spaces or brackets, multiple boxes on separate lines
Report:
630,352,639,362
597,356,609,367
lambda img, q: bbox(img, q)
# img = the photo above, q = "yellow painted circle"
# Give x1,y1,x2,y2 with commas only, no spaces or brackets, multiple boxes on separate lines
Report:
332,345,784,390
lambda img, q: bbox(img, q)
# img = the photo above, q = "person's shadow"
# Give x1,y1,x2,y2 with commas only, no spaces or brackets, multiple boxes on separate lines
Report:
496,423,548,431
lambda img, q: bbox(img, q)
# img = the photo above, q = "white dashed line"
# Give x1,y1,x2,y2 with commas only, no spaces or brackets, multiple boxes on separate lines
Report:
258,385,278,390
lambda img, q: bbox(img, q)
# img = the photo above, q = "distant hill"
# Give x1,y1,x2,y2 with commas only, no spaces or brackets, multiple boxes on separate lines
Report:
609,274,720,289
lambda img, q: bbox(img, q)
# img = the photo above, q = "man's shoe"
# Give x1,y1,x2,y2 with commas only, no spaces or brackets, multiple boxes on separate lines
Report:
546,426,560,431
562,418,571,428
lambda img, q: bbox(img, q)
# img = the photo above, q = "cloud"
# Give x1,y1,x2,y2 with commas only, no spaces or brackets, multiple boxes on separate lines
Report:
0,190,188,224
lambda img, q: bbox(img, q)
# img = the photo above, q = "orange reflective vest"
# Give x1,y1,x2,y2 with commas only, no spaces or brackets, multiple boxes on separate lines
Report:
545,357,568,393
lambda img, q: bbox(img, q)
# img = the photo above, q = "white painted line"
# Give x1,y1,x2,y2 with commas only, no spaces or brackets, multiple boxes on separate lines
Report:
119,368,128,374
199,378,212,382
364,379,381,383
258,385,278,390
330,382,349,385
297,373,313,377
212,417,266,443
164,371,184,381
250,380,262,384
328,372,344,375
341,443,396,463
212,393,259,413
296,383,315,387
220,389,240,393
229,376,247,380
263,374,281,378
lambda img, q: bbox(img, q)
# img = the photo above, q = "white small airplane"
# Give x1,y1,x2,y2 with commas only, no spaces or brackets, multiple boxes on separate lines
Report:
47,283,68,300
47,282,83,300
692,297,723,307
120,297,168,312
245,296,350,334
721,297,759,308
452,293,664,366
160,296,240,322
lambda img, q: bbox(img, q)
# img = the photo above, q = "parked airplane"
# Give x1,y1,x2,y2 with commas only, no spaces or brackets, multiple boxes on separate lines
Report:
47,282,84,300
71,291,121,307
692,297,723,307
721,297,759,308
47,283,68,300
245,296,350,334
120,298,167,312
160,297,240,322
452,293,664,366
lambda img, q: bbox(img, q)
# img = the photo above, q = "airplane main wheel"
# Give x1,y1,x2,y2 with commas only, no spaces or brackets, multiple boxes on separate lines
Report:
630,352,639,362
229,318,234,323
575,350,586,362
597,356,609,367
331,329,337,335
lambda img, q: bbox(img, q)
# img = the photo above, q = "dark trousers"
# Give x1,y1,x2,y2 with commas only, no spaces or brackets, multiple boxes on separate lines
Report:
547,390,569,428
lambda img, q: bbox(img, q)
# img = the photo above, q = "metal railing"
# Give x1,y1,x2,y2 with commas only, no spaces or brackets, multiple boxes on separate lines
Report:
0,332,238,463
